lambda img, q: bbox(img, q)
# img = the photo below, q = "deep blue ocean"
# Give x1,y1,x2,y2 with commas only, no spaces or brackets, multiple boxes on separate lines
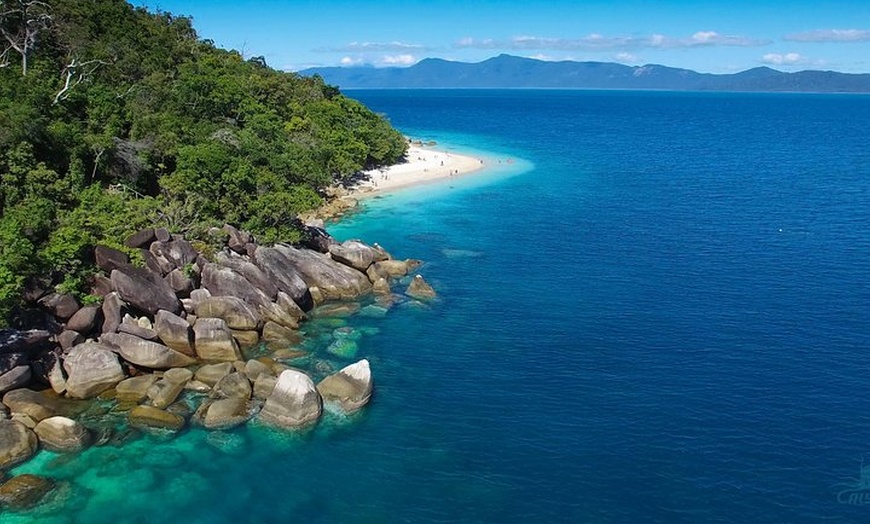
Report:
10,90,870,523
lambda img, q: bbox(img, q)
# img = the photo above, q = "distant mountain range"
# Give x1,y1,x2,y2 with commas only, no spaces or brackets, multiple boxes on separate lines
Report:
300,54,870,93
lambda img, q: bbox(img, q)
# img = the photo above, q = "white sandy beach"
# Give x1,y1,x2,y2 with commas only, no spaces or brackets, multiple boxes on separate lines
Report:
352,143,487,197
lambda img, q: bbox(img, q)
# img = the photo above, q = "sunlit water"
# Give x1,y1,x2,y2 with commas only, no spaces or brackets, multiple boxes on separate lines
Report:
8,90,870,523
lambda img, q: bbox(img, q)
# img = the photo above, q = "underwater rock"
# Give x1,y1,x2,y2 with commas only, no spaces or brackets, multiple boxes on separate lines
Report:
0,474,54,509
128,405,185,431
326,337,359,359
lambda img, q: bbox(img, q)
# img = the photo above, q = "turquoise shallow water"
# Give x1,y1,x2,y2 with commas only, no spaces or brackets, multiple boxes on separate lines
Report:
8,90,870,523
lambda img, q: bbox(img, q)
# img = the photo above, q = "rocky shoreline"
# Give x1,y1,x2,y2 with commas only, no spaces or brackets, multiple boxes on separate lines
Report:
0,223,436,510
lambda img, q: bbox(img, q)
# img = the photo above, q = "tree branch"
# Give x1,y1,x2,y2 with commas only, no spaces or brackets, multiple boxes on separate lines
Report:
53,57,108,105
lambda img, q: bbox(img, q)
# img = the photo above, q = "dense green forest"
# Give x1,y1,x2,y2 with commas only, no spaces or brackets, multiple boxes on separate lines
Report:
0,0,407,325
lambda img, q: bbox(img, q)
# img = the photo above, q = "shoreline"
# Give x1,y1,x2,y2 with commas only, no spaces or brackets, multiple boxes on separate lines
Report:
350,141,494,198
303,139,515,224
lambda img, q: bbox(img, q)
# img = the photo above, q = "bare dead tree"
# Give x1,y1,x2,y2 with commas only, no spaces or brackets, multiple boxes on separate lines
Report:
52,56,106,105
0,43,11,68
0,0,51,76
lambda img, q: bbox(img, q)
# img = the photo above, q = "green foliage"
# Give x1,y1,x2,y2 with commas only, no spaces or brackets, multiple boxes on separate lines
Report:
0,0,407,324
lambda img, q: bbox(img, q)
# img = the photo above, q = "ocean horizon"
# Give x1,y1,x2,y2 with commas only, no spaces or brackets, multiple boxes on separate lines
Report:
8,89,870,523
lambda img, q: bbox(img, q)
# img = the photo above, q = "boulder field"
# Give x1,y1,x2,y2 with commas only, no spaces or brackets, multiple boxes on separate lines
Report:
0,223,437,500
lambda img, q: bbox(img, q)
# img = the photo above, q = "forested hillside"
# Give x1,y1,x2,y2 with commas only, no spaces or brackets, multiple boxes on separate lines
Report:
0,0,407,325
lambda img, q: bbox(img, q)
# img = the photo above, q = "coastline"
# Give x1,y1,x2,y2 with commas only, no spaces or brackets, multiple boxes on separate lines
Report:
351,141,498,198
302,139,516,224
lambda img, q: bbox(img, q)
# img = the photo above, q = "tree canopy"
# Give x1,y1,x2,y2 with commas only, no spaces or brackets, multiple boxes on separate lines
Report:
0,0,407,325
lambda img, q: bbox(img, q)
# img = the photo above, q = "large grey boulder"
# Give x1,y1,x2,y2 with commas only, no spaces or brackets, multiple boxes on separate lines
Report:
147,379,185,409
65,305,102,334
261,321,302,347
194,362,233,387
118,315,158,340
63,342,126,399
300,224,338,253
222,224,252,254
406,275,437,300
211,372,252,400
57,330,84,350
200,264,297,329
110,266,181,316
193,318,242,362
163,367,193,385
152,239,199,270
0,353,31,395
316,359,373,413
101,292,123,333
154,310,195,357
47,356,67,395
201,264,268,309
3,389,58,422
259,369,322,428
276,292,305,322
0,420,38,469
215,250,278,300
251,246,313,310
164,268,194,297
38,292,80,320
253,374,278,400
328,240,388,272
196,296,260,331
273,244,372,301
154,227,171,243
94,245,129,273
141,247,173,275
125,228,156,249
366,259,411,282
34,416,91,452
101,332,196,370
89,274,114,297
116,375,160,403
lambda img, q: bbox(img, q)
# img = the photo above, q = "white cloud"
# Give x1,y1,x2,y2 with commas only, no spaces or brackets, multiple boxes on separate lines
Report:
380,54,417,66
316,41,431,53
615,52,638,63
453,31,770,51
785,29,870,42
339,56,363,66
761,52,803,65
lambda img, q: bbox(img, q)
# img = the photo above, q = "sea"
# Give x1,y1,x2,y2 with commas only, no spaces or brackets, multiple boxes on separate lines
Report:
7,90,870,523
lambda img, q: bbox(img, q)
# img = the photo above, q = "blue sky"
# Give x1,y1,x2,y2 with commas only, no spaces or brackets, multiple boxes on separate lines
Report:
130,1,870,73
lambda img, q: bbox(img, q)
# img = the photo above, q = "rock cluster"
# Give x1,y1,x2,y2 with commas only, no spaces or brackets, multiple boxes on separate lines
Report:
0,222,435,489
